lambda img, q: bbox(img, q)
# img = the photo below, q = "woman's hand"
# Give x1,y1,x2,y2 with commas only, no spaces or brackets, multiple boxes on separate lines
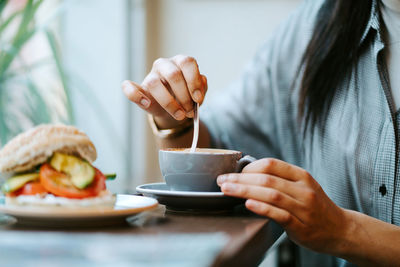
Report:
217,158,350,254
122,55,208,129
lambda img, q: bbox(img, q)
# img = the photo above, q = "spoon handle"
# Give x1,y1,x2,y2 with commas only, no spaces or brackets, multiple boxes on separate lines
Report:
190,103,200,153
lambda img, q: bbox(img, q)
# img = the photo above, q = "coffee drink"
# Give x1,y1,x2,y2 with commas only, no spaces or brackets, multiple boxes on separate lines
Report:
159,148,255,192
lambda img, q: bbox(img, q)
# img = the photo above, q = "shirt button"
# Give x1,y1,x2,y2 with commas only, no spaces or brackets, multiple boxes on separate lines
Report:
379,184,387,196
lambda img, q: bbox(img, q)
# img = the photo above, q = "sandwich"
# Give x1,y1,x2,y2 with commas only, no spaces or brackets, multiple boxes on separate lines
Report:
0,124,115,207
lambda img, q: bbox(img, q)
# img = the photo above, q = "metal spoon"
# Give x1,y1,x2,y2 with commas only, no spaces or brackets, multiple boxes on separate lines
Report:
190,102,199,153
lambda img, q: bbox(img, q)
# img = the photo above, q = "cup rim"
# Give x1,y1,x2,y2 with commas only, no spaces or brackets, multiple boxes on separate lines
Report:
160,148,242,155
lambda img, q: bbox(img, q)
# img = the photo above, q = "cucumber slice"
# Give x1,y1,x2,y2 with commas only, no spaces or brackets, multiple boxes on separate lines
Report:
50,152,95,189
105,173,117,180
1,173,39,193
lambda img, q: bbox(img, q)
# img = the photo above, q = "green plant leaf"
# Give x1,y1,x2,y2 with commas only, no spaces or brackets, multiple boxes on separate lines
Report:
0,0,43,77
0,0,7,15
0,57,53,81
45,29,74,123
0,29,36,78
25,79,51,125
0,10,23,38
14,0,42,39
0,89,8,145
0,0,75,147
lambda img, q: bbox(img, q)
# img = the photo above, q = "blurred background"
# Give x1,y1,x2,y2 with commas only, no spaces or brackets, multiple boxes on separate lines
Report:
0,0,300,192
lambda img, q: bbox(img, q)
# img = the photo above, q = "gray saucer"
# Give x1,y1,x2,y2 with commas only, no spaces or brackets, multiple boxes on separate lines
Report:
136,183,244,211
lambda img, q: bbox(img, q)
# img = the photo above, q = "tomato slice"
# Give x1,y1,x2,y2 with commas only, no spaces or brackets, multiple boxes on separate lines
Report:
6,182,48,197
39,163,106,199
19,182,48,195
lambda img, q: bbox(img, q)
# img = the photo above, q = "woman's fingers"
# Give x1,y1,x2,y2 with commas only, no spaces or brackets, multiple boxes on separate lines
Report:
217,173,304,201
142,72,186,121
242,158,312,183
122,80,151,109
201,74,208,92
153,58,194,117
220,182,305,222
245,199,302,228
123,55,207,125
122,80,170,118
172,55,206,104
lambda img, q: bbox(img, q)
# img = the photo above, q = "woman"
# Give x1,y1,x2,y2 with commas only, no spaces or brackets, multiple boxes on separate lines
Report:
122,0,400,266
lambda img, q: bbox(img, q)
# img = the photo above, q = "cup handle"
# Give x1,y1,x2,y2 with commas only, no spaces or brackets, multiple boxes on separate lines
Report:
235,155,257,173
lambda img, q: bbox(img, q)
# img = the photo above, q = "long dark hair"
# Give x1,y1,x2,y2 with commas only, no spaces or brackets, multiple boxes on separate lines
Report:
298,0,373,132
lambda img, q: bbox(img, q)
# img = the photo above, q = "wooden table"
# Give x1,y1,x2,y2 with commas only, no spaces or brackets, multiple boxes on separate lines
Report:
0,205,283,267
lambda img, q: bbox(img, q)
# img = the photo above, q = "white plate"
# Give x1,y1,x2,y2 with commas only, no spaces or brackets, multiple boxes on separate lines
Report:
136,183,244,211
0,194,158,227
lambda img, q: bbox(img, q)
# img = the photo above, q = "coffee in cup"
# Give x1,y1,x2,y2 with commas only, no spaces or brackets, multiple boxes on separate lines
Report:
159,148,255,192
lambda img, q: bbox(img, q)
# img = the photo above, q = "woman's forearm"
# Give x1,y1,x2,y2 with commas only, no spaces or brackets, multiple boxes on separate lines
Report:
337,209,400,267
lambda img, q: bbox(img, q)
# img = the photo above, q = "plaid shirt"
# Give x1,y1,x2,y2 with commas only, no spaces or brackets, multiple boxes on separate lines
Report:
201,0,395,266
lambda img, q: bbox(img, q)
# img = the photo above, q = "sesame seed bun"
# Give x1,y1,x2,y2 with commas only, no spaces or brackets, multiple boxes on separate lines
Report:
0,124,97,173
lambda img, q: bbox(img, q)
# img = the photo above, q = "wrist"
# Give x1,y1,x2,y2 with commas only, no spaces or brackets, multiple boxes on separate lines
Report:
148,114,193,139
153,114,181,129
332,209,363,260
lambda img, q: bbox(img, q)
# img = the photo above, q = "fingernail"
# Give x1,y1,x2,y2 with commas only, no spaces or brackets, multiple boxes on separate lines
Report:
217,175,227,185
186,110,194,118
222,183,237,192
193,90,202,102
174,110,185,120
140,98,150,108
